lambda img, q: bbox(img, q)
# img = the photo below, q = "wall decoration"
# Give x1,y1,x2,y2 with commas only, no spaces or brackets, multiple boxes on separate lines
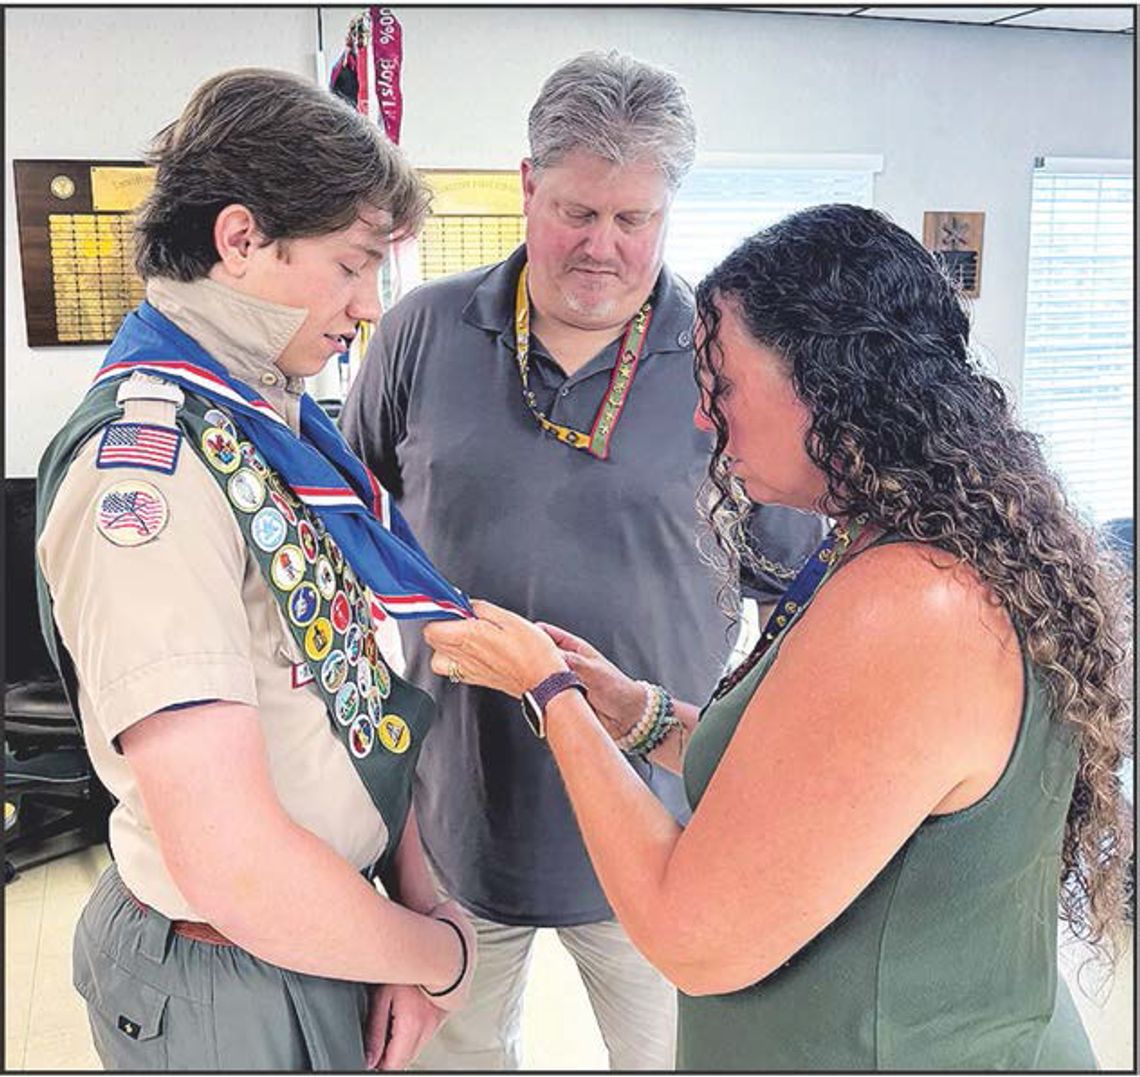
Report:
15,158,525,346
923,210,985,298
14,160,154,346
419,170,524,281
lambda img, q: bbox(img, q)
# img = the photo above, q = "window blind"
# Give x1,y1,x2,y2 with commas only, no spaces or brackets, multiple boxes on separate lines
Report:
1021,160,1134,524
665,158,878,286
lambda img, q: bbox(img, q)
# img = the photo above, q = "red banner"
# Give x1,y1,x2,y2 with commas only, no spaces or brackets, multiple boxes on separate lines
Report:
370,7,403,144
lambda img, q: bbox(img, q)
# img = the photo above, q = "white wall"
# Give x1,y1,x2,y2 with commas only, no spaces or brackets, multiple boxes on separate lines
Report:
4,6,319,477
5,5,1132,475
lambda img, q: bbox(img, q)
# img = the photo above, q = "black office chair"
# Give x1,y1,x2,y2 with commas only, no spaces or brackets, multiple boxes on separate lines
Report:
4,477,111,881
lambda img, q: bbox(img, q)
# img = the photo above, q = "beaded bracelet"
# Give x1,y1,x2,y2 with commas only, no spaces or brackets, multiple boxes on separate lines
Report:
637,707,679,757
615,682,658,752
630,687,676,757
618,683,679,757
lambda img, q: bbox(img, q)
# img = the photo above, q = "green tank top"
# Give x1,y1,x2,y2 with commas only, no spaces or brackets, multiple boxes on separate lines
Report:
678,539,1095,1071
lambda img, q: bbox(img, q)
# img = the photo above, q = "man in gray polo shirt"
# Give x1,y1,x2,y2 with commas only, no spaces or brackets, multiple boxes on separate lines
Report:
342,50,821,1069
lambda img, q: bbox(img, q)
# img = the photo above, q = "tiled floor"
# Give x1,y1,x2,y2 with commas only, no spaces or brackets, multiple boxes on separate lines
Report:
4,842,1133,1071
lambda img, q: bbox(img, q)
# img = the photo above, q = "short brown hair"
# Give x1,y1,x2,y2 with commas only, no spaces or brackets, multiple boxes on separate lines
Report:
134,67,430,280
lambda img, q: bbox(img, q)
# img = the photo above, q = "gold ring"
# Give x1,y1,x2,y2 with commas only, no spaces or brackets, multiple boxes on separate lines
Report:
446,660,464,684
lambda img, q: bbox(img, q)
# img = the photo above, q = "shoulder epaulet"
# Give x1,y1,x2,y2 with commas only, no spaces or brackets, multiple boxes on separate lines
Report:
115,371,185,408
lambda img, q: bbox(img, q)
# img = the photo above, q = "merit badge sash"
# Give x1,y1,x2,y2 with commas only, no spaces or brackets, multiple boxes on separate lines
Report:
96,302,472,623
179,394,431,872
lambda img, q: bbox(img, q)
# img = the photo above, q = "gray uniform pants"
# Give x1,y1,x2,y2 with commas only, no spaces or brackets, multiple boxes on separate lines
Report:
73,865,369,1070
413,907,677,1070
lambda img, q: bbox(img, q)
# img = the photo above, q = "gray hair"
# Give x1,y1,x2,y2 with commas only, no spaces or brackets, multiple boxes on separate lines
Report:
527,51,697,191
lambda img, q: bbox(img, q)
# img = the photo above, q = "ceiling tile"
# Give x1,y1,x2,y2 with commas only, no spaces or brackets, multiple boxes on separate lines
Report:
857,7,1036,23
998,7,1135,31
748,6,866,13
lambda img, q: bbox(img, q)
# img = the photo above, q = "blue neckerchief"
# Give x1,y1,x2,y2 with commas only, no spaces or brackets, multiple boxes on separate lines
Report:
96,302,471,622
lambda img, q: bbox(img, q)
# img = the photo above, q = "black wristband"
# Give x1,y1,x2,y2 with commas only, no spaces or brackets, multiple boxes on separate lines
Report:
421,917,468,998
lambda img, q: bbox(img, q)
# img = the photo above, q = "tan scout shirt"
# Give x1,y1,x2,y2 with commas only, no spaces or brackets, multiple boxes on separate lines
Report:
38,278,388,920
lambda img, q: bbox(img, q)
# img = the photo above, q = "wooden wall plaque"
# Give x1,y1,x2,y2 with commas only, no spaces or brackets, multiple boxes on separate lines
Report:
14,160,155,346
923,210,985,299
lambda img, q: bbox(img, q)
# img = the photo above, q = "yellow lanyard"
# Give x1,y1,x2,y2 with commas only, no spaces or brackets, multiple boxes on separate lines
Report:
514,265,653,459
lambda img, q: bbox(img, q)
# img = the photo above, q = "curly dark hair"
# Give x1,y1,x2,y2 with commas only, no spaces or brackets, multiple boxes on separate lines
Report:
134,67,431,281
694,203,1133,969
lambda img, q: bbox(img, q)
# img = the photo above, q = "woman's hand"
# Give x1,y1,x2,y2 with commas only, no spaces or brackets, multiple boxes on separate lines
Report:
538,623,646,740
422,599,567,697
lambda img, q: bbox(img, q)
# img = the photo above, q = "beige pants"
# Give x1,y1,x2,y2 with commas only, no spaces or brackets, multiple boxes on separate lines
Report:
414,908,677,1070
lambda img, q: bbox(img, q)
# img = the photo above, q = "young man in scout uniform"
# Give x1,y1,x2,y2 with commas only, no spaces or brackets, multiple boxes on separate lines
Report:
341,51,824,1070
36,68,475,1071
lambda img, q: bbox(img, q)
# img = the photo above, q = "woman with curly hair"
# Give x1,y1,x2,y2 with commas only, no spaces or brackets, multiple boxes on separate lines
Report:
423,204,1132,1070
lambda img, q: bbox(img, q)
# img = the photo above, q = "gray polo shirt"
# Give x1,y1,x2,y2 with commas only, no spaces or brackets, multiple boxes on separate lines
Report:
342,246,729,924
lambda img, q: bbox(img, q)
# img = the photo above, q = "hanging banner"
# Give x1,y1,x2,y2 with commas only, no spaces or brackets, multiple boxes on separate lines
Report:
371,7,404,145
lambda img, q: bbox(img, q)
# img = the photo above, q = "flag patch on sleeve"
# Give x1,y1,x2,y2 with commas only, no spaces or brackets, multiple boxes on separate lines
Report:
97,423,182,474
95,481,169,547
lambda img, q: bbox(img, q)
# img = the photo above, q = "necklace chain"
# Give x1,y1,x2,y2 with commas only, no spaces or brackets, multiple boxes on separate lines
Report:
714,517,866,702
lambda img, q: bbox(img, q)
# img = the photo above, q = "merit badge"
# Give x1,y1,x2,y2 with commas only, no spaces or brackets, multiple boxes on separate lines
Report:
238,441,269,477
227,468,266,513
203,408,236,437
330,592,352,634
288,582,321,628
270,545,306,592
314,556,337,600
95,481,169,547
96,422,182,475
321,650,348,693
324,536,344,573
377,714,411,755
374,660,392,700
291,662,314,689
269,489,298,525
304,617,334,662
342,572,359,606
201,427,240,474
343,623,363,665
342,562,357,590
365,691,383,724
268,474,300,507
361,629,379,668
309,513,327,541
356,660,374,696
251,506,287,553
348,714,375,758
297,520,319,563
335,682,360,726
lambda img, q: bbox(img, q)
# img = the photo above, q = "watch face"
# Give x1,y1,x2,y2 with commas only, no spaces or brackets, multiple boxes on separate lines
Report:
520,693,545,739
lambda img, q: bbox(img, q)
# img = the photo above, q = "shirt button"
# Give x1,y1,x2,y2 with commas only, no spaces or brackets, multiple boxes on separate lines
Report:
260,372,279,387
559,387,570,397
677,330,692,348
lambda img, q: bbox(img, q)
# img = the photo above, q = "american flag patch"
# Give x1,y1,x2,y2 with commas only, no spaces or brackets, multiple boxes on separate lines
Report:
97,423,182,474
95,481,170,547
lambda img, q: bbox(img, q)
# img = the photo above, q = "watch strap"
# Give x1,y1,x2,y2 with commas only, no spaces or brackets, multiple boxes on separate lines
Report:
530,669,586,713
